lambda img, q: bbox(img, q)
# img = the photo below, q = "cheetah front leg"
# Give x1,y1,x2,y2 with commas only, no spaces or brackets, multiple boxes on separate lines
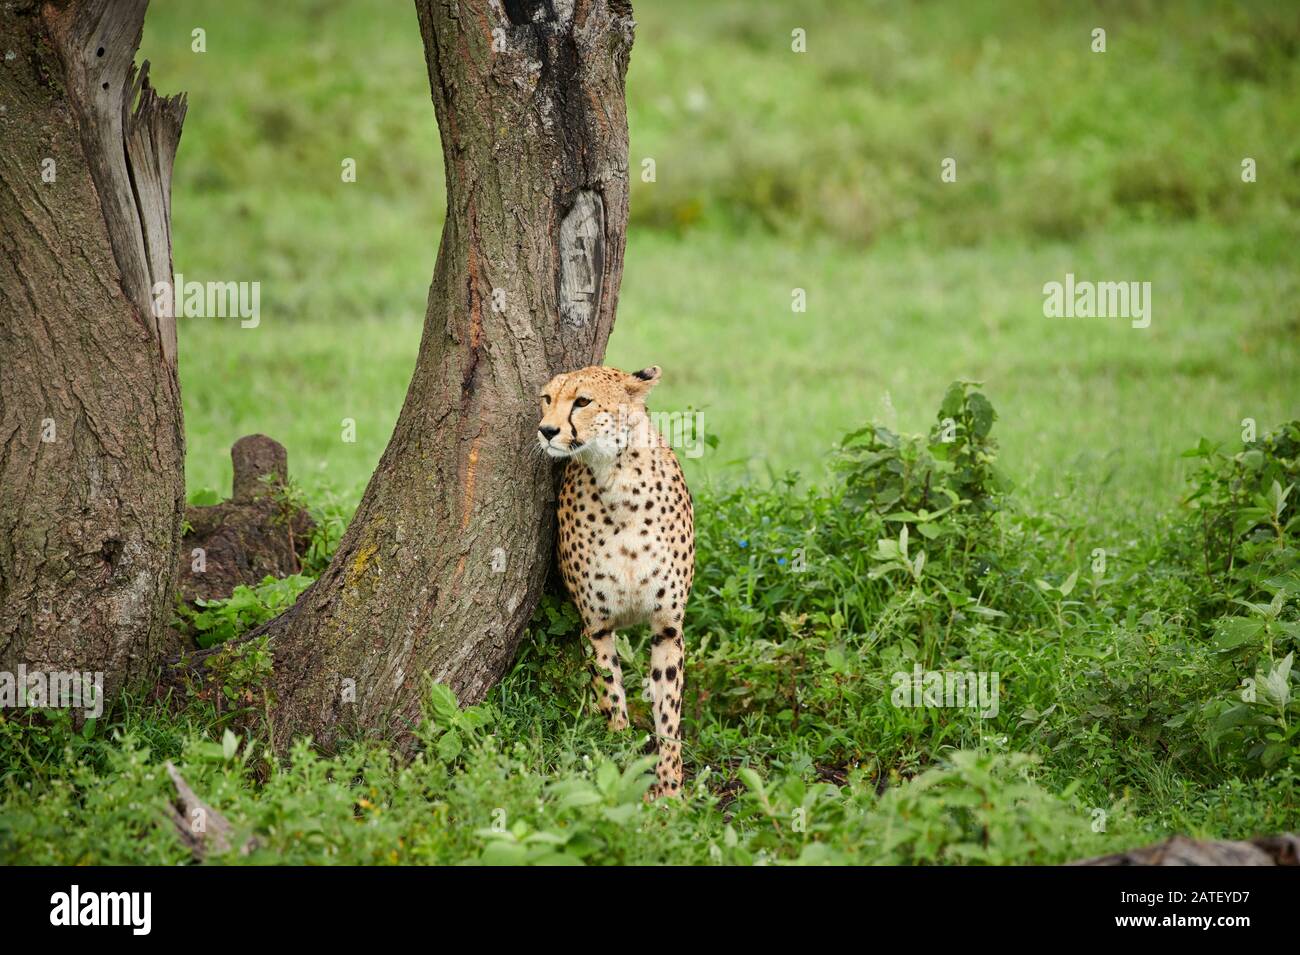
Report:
584,625,629,731
647,613,685,799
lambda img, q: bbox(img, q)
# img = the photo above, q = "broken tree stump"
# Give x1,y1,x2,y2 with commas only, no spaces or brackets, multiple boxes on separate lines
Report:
163,761,259,860
177,435,313,604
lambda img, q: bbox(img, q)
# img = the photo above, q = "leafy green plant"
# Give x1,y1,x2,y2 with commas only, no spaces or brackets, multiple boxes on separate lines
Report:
476,756,658,865
1191,592,1300,771
204,635,276,735
176,574,313,649
268,477,349,576
1181,421,1300,594
419,682,495,765
729,750,1116,865
836,380,1005,518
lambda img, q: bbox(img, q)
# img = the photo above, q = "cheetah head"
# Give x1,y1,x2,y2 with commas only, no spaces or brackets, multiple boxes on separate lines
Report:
537,365,661,459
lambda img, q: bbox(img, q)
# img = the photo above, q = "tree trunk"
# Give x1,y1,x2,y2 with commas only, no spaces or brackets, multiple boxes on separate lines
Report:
0,1,185,707
253,0,635,749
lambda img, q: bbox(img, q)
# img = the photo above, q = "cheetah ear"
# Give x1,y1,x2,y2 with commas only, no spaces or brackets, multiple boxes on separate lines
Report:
624,365,661,401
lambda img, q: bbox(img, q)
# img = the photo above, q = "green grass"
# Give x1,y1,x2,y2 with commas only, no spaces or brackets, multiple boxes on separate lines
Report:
5,396,1298,864
147,0,1300,513
178,219,1300,512
4,0,1298,865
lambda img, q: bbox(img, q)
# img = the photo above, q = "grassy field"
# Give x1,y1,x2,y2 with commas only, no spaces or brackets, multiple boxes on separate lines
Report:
146,0,1300,510
2,1,1298,865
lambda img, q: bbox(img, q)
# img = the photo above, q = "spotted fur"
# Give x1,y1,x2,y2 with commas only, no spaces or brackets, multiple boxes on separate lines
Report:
538,365,694,799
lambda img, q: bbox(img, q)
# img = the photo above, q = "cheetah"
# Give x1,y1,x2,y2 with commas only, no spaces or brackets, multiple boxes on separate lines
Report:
537,365,694,799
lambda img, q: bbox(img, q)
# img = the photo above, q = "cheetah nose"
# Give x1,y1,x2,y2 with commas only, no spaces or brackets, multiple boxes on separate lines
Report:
538,425,560,440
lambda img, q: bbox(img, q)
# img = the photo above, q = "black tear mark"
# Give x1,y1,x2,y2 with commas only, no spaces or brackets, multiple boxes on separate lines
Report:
567,400,580,443
502,0,555,26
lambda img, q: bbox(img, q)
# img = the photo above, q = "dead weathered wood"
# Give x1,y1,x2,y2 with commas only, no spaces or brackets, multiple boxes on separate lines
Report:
559,190,605,328
1071,833,1300,866
177,436,312,605
0,0,185,710
231,434,289,504
163,761,259,860
44,0,187,367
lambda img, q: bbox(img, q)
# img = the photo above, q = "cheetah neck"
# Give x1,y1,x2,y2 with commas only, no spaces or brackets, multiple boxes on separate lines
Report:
581,412,659,493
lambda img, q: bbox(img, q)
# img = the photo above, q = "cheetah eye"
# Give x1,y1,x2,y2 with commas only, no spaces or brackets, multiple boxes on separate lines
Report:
541,395,551,405
573,397,591,408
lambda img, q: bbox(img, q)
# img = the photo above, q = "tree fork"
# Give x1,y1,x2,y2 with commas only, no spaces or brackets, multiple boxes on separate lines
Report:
235,0,637,750
0,0,185,705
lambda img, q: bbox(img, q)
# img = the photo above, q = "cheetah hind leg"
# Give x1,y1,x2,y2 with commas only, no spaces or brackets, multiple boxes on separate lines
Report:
584,625,629,731
645,615,685,800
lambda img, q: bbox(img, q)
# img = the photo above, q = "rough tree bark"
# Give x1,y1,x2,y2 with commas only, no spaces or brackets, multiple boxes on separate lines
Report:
248,0,636,749
0,1,185,705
